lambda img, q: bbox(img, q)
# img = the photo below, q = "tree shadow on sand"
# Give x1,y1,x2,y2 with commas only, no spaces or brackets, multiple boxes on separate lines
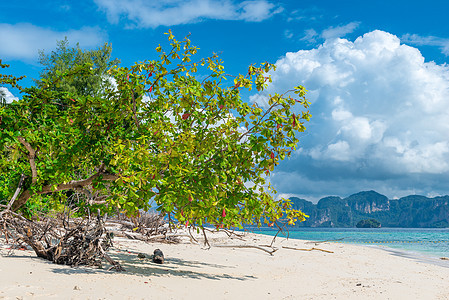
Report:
48,251,257,281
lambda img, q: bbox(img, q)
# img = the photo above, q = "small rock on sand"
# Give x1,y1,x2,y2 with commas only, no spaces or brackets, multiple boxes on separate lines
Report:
152,249,164,264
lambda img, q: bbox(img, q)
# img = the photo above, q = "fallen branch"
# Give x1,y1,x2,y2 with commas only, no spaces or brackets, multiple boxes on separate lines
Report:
282,246,334,253
99,244,125,272
305,238,344,245
107,230,190,244
146,233,193,244
214,244,278,255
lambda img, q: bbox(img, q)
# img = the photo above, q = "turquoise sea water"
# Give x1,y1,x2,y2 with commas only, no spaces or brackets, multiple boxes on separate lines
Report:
255,228,449,259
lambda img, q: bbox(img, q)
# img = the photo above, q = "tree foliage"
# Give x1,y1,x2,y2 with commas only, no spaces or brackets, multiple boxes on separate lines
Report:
0,32,311,229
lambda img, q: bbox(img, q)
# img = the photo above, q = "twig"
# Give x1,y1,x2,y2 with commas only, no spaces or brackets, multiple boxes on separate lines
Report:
201,227,211,249
269,222,285,247
282,246,334,253
188,226,199,244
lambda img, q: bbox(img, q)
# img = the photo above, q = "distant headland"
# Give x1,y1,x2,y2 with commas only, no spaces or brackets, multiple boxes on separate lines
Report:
289,191,449,228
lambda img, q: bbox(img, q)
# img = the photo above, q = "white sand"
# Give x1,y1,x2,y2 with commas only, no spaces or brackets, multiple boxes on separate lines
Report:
1,231,449,300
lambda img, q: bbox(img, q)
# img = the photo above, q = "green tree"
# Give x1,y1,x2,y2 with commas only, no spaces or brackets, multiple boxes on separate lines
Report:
0,32,310,229
33,38,120,212
37,37,118,99
356,219,381,228
0,60,25,203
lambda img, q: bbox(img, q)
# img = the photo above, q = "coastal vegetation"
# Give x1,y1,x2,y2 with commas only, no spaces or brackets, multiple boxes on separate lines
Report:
0,32,310,267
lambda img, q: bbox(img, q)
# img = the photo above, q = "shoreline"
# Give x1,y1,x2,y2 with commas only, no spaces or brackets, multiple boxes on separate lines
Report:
263,232,449,270
2,231,449,299
253,230,449,269
370,245,449,269
252,227,449,263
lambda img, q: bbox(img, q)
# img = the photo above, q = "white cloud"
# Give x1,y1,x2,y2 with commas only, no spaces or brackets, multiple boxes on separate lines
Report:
0,23,107,61
331,107,352,121
284,29,293,39
321,22,360,40
325,140,351,162
94,0,280,28
238,1,282,21
300,22,359,45
402,33,449,55
301,28,318,43
0,87,18,103
262,30,449,199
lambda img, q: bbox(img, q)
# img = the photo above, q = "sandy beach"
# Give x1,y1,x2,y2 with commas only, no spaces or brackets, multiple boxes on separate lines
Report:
1,231,449,300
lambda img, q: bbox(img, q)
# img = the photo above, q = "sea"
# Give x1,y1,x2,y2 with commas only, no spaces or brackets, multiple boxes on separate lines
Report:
255,227,449,266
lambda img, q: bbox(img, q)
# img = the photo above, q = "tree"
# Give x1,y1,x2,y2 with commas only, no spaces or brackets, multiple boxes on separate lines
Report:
0,31,311,229
356,219,381,228
36,38,120,212
0,60,24,202
37,37,118,101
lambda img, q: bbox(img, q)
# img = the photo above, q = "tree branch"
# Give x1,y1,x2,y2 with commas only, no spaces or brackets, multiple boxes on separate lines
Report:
4,173,26,212
17,137,37,184
12,171,118,211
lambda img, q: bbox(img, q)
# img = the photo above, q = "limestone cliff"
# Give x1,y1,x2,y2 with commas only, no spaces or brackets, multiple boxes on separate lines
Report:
290,191,449,228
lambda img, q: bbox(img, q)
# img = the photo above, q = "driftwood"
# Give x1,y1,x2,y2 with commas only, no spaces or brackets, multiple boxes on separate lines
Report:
108,212,168,240
0,210,124,271
282,246,334,253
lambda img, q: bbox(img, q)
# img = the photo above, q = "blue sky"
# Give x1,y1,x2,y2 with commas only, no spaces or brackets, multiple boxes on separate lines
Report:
2,0,449,202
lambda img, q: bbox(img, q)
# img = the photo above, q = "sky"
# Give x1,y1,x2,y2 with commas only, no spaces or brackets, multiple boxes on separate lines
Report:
1,0,449,202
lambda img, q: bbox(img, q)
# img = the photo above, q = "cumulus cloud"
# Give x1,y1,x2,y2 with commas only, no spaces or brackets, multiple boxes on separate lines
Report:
260,30,449,200
0,23,107,61
94,0,281,28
